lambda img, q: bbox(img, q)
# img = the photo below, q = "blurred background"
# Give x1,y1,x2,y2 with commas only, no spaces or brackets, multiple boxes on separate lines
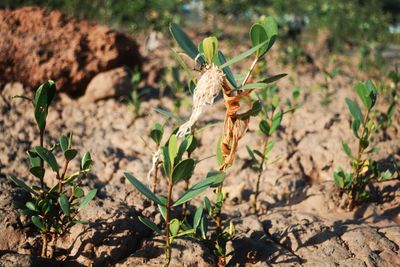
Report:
2,0,399,43
2,0,400,73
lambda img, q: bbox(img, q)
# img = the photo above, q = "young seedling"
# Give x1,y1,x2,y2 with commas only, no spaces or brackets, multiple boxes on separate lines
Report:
9,81,97,258
333,80,394,210
247,84,297,213
124,133,222,266
169,16,285,265
128,66,147,120
377,67,399,131
319,57,339,105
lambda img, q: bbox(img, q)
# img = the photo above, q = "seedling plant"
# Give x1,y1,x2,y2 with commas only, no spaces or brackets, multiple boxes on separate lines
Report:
247,84,299,213
9,81,97,257
333,80,394,210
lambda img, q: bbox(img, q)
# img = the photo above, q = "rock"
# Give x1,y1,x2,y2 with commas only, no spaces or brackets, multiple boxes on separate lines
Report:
0,7,141,95
79,67,132,103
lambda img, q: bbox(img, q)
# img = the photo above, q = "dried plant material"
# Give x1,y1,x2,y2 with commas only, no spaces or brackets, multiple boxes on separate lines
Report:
177,64,224,137
219,80,252,169
147,148,161,183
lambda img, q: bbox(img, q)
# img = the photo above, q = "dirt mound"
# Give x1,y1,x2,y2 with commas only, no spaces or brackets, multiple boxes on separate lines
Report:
0,7,142,96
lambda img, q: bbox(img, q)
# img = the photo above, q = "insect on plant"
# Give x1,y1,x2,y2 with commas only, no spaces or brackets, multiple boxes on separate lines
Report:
9,81,97,258
333,80,395,210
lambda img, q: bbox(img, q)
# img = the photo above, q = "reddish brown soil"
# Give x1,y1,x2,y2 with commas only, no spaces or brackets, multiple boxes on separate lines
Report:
0,7,142,95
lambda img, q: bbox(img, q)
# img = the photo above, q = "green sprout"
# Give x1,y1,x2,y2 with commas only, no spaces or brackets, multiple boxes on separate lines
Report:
9,81,97,258
333,80,395,210
124,133,223,266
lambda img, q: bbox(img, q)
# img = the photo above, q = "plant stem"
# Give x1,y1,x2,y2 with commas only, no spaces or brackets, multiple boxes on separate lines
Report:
182,179,189,219
215,165,227,267
39,129,45,190
41,224,47,257
50,232,57,258
58,160,69,193
350,109,370,209
253,134,270,213
164,175,173,267
241,58,258,86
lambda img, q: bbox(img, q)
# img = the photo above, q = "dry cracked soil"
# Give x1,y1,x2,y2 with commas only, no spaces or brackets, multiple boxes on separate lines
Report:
0,29,400,267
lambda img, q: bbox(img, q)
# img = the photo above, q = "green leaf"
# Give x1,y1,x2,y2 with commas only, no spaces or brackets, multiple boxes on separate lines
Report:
364,80,377,108
265,140,275,154
27,151,41,168
250,16,278,58
187,135,198,154
8,176,37,195
31,215,43,230
220,40,268,69
163,146,172,177
64,149,78,161
345,98,363,123
170,23,204,64
259,120,270,135
218,51,237,88
202,36,218,64
379,170,392,181
157,196,167,221
246,146,257,162
29,166,45,179
200,216,208,239
261,73,287,84
272,95,280,109
73,186,84,198
204,197,212,215
250,24,268,58
208,171,225,187
172,159,195,184
81,152,93,170
58,194,70,216
168,134,178,167
124,173,163,206
26,202,37,211
173,229,196,238
341,142,354,159
173,175,217,207
171,48,197,82
59,135,68,152
78,189,97,211
237,100,262,120
269,110,282,134
34,80,56,131
292,86,300,100
232,83,267,92
154,107,184,123
139,216,162,235
193,206,203,229
333,169,345,189
351,119,361,139
169,218,180,236
31,146,59,172
360,139,369,149
150,123,164,145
